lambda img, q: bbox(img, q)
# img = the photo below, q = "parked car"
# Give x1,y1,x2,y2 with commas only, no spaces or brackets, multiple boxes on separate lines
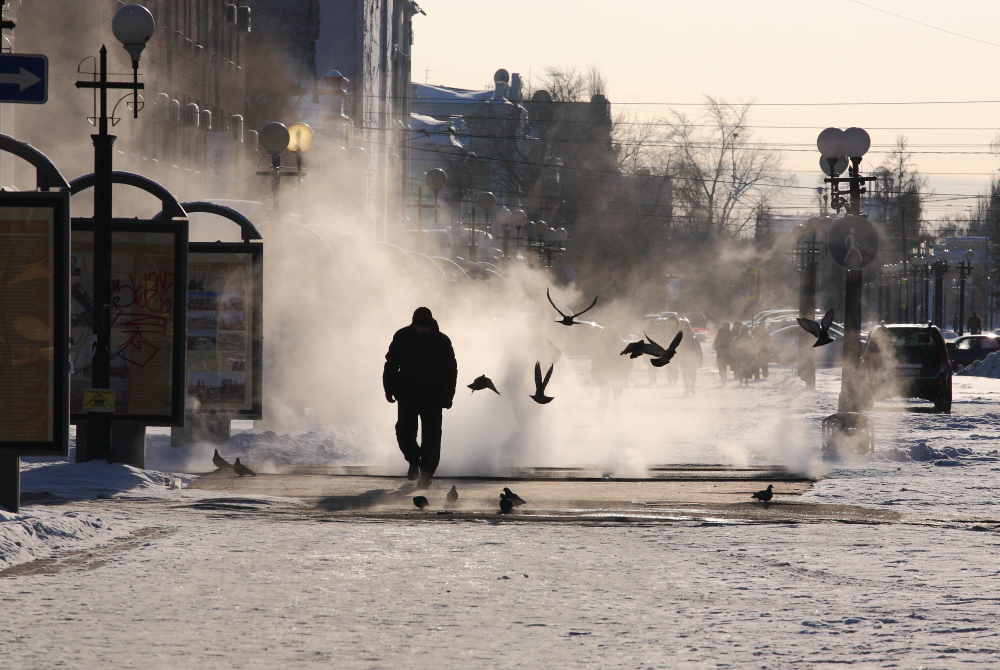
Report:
947,334,1000,370
862,323,952,412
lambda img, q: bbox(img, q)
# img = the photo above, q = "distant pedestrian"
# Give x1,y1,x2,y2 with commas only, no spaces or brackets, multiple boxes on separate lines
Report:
383,307,457,488
968,312,982,335
677,325,703,396
714,322,733,383
953,313,960,333
731,323,757,386
751,323,772,379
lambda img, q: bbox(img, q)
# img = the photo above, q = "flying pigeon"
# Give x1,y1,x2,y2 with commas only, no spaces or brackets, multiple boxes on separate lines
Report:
413,495,429,509
503,487,526,507
499,494,514,514
796,308,836,347
751,484,774,503
530,361,555,404
212,448,232,470
643,330,684,368
468,374,500,395
620,339,663,359
446,485,459,504
233,458,256,477
547,288,598,326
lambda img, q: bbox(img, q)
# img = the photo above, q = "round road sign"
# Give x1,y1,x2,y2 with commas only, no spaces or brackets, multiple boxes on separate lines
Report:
827,215,880,270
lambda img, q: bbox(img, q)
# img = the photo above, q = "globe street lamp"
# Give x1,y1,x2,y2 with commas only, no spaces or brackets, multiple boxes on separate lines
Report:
818,126,878,414
74,4,155,462
467,191,495,262
258,122,290,214
932,250,950,327
496,206,512,260
958,250,975,335
510,209,527,250
425,167,447,227
286,121,314,191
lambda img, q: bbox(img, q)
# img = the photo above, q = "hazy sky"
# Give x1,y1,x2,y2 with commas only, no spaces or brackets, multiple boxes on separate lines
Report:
412,1,1000,228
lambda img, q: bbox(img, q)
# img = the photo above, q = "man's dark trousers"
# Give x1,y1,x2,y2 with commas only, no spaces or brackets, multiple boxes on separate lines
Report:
395,401,442,476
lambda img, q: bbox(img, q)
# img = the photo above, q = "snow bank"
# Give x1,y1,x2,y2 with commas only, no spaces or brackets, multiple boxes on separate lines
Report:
955,350,1000,377
880,440,1000,464
144,424,377,473
0,506,145,571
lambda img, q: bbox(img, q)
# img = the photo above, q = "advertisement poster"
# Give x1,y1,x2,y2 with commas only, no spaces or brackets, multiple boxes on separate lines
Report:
70,228,183,421
0,206,57,443
186,247,260,416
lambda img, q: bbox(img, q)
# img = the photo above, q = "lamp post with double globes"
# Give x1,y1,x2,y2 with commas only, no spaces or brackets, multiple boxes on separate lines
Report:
817,126,878,414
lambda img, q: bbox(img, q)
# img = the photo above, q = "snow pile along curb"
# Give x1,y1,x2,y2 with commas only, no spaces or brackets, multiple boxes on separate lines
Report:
0,507,143,571
956,350,1000,377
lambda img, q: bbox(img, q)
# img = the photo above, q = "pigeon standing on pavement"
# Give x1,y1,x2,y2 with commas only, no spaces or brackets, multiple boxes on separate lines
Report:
413,496,429,509
796,308,836,347
503,487,526,507
530,361,555,404
468,375,501,395
644,330,684,368
212,448,232,470
233,458,256,477
446,485,459,504
547,288,598,326
499,494,514,514
751,484,774,503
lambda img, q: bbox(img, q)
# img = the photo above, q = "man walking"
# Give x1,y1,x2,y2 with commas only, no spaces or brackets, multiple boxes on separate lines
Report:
383,307,457,487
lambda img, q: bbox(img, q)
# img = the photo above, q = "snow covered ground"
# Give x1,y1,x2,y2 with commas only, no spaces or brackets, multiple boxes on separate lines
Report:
5,361,1000,667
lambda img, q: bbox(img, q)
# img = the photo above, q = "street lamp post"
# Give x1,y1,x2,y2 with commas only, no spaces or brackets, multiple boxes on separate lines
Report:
817,126,878,414
932,254,949,328
286,122,314,194
792,218,823,389
957,250,975,335
496,206,512,261
74,4,155,462
469,191,495,262
510,209,527,251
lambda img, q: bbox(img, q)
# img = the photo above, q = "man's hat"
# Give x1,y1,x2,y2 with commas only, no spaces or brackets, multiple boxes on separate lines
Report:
412,307,434,326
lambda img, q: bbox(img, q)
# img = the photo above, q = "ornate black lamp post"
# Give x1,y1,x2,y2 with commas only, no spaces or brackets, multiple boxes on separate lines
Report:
957,250,975,335
74,4,155,461
817,126,878,414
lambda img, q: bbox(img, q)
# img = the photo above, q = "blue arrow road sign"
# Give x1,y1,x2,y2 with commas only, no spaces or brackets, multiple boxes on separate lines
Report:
0,54,47,104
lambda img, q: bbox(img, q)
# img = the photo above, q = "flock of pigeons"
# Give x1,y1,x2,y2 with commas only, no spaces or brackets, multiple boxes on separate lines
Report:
215,294,803,512
412,485,527,514
213,448,256,477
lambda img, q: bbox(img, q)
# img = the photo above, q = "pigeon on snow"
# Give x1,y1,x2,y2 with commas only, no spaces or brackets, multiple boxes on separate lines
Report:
751,484,774,503
212,448,232,470
468,375,500,395
499,494,514,514
233,458,256,477
547,288,598,326
530,361,555,404
413,496,429,509
643,330,684,368
796,308,836,347
446,485,459,504
503,487,526,507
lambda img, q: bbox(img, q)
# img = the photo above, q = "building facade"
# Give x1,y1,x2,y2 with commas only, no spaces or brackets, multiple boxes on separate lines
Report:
4,0,250,205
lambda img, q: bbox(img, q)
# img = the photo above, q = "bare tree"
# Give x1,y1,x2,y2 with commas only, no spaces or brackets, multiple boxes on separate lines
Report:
661,97,785,235
869,136,926,261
